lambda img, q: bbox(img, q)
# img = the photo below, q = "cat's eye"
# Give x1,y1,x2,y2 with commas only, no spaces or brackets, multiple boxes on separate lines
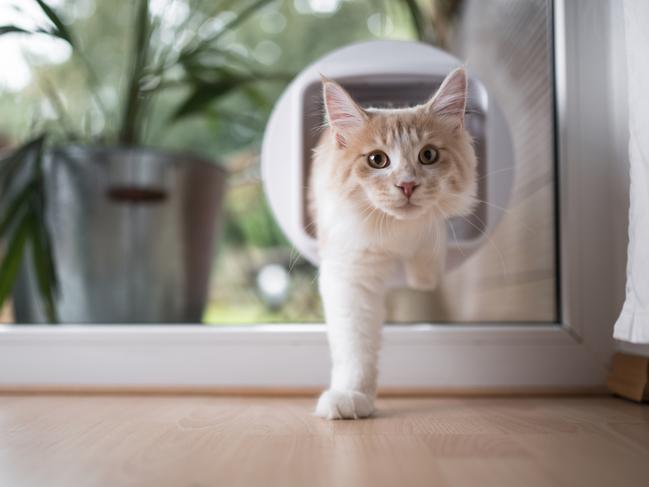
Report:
418,146,440,165
367,150,390,169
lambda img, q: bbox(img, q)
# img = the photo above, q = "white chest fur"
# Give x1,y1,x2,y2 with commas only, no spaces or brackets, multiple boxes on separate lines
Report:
316,191,442,260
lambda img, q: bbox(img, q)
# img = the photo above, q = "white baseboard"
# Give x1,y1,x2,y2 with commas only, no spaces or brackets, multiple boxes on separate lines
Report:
0,324,607,390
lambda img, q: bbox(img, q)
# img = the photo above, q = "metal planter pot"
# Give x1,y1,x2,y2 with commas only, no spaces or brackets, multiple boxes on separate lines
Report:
13,146,227,323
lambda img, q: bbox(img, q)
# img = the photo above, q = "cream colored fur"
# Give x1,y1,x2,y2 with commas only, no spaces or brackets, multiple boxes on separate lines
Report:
311,68,477,419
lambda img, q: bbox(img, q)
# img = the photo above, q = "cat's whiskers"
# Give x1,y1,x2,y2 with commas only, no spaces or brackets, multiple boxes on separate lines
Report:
288,220,318,274
476,165,516,182
355,201,391,244
288,245,301,274
471,197,537,236
457,213,508,279
435,203,467,260
310,268,321,285
357,202,376,218
364,207,381,229
288,246,298,273
378,210,389,246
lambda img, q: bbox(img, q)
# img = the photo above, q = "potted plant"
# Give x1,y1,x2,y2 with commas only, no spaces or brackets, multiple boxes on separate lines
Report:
0,0,288,323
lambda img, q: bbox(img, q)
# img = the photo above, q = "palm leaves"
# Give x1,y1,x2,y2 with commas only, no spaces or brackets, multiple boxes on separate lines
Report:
0,0,75,45
0,0,78,322
1,0,287,146
116,0,289,144
0,0,286,322
0,136,58,322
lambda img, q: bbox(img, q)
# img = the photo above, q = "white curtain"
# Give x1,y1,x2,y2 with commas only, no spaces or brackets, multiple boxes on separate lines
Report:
614,0,649,343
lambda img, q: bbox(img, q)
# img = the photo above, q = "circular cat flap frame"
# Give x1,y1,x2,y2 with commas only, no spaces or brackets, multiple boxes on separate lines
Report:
262,40,514,284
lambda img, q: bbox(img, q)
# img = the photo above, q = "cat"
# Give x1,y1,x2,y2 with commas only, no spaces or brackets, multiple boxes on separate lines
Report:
309,67,477,419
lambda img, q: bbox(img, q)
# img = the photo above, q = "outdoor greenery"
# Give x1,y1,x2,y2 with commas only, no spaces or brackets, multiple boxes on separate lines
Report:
0,0,439,323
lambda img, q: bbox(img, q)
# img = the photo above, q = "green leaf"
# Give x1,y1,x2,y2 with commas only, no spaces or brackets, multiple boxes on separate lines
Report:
37,77,76,135
0,136,45,201
27,213,58,322
400,0,426,41
173,80,240,119
210,0,276,43
180,0,276,60
0,135,58,320
0,136,44,176
29,184,59,297
240,84,271,110
34,0,75,47
118,0,151,145
0,25,32,36
0,181,36,238
0,214,31,310
39,216,59,296
172,68,291,120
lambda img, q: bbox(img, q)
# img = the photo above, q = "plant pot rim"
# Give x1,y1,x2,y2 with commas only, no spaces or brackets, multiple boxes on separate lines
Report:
50,144,227,175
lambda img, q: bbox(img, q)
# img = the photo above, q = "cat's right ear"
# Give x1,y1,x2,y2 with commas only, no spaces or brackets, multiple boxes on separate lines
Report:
321,75,367,148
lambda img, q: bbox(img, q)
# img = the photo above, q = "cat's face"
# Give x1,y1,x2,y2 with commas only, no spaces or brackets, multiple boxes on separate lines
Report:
322,68,477,221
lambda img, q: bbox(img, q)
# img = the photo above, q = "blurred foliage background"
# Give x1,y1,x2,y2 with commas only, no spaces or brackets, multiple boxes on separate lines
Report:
0,0,432,323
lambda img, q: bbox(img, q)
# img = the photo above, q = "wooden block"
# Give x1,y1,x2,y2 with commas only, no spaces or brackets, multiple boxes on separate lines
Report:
607,352,649,402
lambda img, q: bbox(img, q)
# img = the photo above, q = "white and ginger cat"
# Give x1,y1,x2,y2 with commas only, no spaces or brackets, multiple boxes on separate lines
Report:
310,67,477,419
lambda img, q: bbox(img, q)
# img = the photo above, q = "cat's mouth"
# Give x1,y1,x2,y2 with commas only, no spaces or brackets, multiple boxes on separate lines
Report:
399,201,420,210
384,200,425,219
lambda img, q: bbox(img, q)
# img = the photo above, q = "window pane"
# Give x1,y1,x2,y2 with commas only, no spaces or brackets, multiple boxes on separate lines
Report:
0,0,556,324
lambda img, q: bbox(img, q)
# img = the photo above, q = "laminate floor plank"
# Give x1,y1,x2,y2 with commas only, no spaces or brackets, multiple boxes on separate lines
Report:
0,396,647,487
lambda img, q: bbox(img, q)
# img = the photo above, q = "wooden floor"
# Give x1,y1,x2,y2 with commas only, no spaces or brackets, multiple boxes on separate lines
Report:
1,395,648,487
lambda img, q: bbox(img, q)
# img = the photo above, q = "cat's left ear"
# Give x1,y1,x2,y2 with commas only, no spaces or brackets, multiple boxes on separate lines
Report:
426,66,468,128
321,75,367,148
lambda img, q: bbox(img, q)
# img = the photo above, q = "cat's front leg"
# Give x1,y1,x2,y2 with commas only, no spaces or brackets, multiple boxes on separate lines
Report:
404,222,447,291
315,256,388,420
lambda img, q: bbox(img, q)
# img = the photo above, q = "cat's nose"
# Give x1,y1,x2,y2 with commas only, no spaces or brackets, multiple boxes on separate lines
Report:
396,181,418,199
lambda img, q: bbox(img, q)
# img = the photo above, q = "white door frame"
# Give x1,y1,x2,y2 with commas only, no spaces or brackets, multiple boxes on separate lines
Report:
0,0,626,392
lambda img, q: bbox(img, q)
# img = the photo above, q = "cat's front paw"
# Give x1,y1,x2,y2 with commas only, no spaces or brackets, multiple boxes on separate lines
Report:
405,260,441,291
315,389,375,420
406,271,439,291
